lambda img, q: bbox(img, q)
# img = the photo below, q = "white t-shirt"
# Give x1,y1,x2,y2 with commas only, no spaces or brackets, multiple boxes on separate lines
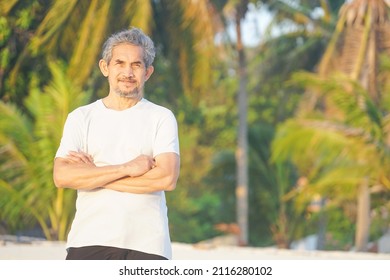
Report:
55,98,180,259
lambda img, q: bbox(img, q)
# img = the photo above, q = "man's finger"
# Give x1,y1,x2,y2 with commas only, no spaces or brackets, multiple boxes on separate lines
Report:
67,151,94,164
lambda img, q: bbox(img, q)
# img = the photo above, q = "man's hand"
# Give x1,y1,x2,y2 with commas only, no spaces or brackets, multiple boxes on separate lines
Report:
104,152,180,194
66,151,95,166
54,152,157,190
121,155,156,177
64,151,155,177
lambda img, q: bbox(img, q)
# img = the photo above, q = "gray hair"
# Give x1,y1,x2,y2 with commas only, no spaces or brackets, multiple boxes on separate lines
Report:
101,27,156,68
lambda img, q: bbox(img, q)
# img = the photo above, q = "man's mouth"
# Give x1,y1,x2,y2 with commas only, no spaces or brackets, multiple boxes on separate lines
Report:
119,80,137,88
119,79,136,83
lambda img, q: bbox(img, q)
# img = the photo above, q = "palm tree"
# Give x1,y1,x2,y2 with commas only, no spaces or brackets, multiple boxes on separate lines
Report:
0,0,225,241
306,0,390,251
0,61,90,240
272,0,390,251
211,0,344,247
233,0,250,246
245,0,344,248
208,0,251,246
1,0,221,105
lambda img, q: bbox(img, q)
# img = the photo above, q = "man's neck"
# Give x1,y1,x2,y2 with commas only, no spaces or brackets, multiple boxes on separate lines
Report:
102,95,142,111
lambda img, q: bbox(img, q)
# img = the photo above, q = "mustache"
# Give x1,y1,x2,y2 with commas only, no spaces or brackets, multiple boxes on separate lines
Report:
118,78,136,82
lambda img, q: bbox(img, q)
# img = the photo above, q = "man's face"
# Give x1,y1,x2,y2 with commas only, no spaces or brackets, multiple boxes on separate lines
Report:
99,44,154,99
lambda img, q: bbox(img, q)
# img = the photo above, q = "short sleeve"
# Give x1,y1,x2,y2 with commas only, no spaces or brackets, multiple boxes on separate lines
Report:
153,110,180,157
55,110,85,159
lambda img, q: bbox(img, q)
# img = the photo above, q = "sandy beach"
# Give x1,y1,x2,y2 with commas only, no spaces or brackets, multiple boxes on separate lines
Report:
1,240,390,260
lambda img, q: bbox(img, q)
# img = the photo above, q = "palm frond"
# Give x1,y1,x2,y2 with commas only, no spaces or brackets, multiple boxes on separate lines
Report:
29,0,79,54
1,60,89,239
0,101,33,156
126,0,153,32
7,0,78,87
273,116,383,176
67,0,110,86
0,0,19,16
292,71,384,137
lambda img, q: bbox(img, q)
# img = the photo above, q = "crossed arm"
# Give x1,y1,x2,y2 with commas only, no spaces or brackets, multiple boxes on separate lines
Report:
53,151,180,194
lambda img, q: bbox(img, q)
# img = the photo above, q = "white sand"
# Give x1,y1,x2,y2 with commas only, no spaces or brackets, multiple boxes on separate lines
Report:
1,241,389,260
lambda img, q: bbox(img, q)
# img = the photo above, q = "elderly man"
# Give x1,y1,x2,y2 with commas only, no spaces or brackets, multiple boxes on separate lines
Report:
53,27,180,260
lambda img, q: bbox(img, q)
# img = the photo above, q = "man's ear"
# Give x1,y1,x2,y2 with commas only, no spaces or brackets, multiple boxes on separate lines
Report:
145,65,154,81
99,59,109,77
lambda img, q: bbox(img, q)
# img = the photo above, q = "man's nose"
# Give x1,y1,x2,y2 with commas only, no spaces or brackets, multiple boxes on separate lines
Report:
123,65,135,77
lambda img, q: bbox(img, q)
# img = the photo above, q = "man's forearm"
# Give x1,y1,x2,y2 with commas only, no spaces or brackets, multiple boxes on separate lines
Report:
53,152,178,192
53,158,127,190
104,153,180,194
104,166,177,194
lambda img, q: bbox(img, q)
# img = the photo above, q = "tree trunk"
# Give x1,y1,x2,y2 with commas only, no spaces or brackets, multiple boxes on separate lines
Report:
355,179,371,251
316,198,327,250
235,5,248,246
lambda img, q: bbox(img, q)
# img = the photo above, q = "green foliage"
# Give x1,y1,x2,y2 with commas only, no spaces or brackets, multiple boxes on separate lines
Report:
0,0,223,242
168,189,222,243
241,0,345,247
0,16,11,44
167,75,238,242
272,64,390,248
320,206,356,251
0,61,90,240
2,0,389,253
1,0,219,107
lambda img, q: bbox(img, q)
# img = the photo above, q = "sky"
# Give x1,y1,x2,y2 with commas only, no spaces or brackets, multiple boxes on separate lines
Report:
214,4,274,47
240,4,274,46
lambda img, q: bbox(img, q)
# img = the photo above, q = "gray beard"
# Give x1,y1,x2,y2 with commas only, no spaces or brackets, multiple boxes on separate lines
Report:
114,87,140,98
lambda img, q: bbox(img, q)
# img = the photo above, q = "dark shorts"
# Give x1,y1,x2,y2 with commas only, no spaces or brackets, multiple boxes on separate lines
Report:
66,245,168,260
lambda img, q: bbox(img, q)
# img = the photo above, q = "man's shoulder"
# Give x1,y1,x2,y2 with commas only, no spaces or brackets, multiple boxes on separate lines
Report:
69,100,101,117
141,99,174,115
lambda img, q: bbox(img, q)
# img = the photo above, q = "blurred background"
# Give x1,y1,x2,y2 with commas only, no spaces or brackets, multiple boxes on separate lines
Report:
1,0,390,255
